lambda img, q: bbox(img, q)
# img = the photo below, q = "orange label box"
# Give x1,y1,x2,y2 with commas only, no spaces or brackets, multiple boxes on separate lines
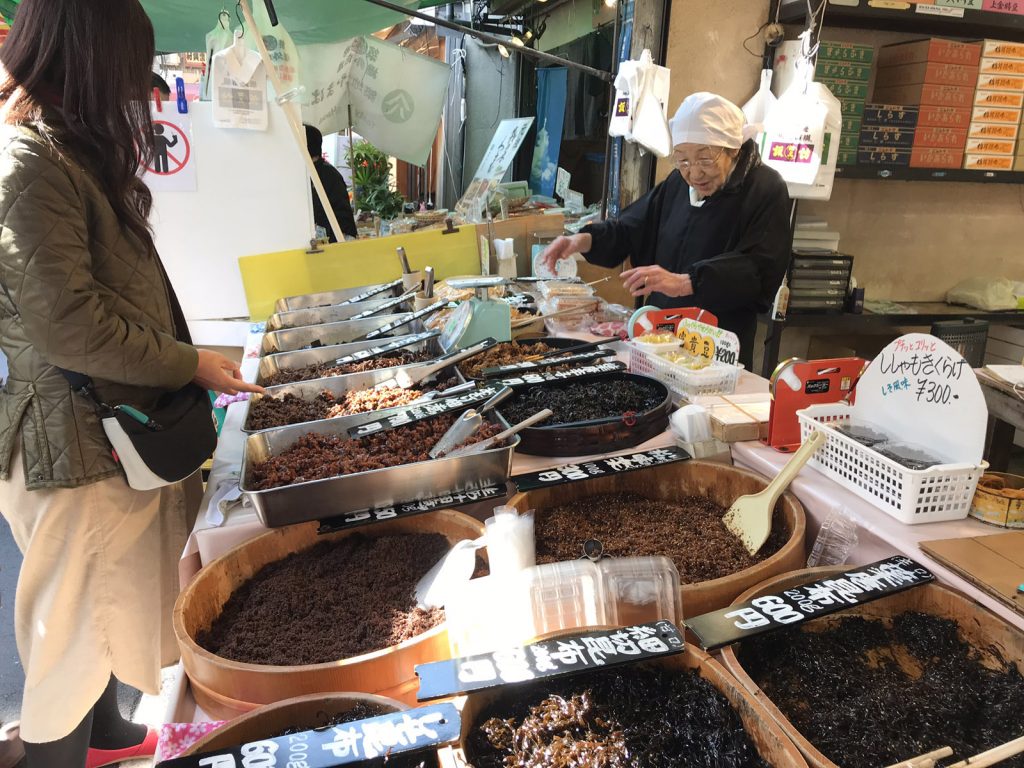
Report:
963,154,1015,171
974,90,1024,109
874,61,981,88
971,106,1023,124
967,122,1020,140
874,84,974,108
910,146,965,169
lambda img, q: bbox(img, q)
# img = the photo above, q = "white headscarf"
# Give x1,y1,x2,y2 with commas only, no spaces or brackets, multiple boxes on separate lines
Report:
669,92,745,149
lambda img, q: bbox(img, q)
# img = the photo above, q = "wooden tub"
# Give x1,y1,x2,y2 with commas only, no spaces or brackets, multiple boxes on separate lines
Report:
720,566,1024,768
174,510,484,719
506,460,806,618
438,647,809,767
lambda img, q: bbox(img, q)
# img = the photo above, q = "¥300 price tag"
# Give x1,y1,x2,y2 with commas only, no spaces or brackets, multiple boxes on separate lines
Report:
684,556,934,651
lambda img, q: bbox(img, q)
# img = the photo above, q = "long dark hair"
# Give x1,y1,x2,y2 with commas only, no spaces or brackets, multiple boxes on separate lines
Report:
0,0,157,249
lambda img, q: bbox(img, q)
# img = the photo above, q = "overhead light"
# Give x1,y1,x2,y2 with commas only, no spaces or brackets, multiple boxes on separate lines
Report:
523,29,534,41
604,0,617,7
497,43,510,57
510,34,525,47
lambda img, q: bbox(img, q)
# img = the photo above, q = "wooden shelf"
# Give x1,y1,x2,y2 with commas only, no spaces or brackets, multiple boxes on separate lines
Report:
835,165,1024,183
780,0,1024,41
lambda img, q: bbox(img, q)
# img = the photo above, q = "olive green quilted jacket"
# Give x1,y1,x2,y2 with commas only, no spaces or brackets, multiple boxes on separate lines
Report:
0,123,199,489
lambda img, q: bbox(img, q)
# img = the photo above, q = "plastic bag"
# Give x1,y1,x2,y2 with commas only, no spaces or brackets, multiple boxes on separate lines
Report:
742,69,777,142
785,82,841,200
760,79,827,186
946,276,1020,311
201,14,235,101
607,50,671,157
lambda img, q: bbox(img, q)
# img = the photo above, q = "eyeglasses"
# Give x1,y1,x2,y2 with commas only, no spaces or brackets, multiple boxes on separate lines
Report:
673,148,725,171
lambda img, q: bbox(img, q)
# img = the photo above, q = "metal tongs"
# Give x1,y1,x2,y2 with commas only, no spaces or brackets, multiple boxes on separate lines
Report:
374,338,498,390
429,387,514,458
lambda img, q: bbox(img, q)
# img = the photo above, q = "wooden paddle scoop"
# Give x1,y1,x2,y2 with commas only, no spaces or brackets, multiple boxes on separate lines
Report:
724,429,826,555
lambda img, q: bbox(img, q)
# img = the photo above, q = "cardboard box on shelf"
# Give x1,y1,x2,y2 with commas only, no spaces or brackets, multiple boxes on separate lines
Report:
1015,156,1024,171
858,146,911,165
981,40,1024,61
873,84,974,108
910,146,965,168
818,78,871,101
977,73,1024,92
692,394,771,444
974,90,1024,109
838,132,859,150
912,125,969,148
965,137,1017,154
842,116,862,135
963,154,1015,170
968,122,1020,140
917,105,973,129
877,38,982,68
816,60,873,82
838,149,858,166
841,100,866,118
818,41,875,64
979,57,1024,76
860,125,916,147
873,61,980,88
862,103,919,126
972,106,1023,124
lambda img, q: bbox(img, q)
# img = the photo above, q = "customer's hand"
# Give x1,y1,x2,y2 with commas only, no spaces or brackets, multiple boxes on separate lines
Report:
538,233,591,276
621,265,694,298
193,350,264,396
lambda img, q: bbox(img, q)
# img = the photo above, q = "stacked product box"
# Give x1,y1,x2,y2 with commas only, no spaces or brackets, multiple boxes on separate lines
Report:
965,40,1024,172
872,38,981,168
816,41,874,166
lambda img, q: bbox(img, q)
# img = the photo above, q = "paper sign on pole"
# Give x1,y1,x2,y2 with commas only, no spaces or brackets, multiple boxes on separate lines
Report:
301,35,450,166
143,109,197,193
211,35,269,130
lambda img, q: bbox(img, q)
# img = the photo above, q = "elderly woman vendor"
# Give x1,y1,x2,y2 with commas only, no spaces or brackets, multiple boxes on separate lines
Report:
541,92,792,369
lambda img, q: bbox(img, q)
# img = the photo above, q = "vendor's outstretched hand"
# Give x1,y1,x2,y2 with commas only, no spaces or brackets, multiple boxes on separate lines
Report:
193,350,265,396
538,233,591,275
621,265,694,299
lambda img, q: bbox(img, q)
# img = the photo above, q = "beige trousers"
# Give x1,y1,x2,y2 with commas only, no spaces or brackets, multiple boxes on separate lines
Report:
0,448,198,743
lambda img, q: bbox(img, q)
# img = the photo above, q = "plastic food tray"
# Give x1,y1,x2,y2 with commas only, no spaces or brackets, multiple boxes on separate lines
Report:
797,402,987,525
628,345,739,400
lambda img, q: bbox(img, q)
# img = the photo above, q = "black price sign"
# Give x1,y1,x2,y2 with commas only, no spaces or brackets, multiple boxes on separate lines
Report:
493,360,625,388
346,385,501,438
415,621,685,701
337,278,403,306
348,291,415,321
319,483,507,534
364,300,448,341
513,445,690,492
684,556,935,651
155,702,460,768
481,349,613,378
334,330,440,366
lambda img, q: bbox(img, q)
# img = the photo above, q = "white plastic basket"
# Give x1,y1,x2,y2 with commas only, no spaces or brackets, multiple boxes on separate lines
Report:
798,402,987,525
628,345,739,400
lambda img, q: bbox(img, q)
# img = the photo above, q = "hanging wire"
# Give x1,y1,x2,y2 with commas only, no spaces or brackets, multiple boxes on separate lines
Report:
235,0,246,37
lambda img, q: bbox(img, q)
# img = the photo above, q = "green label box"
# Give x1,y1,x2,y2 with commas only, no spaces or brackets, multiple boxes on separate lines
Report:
819,79,870,101
816,61,873,82
841,100,867,118
818,41,875,65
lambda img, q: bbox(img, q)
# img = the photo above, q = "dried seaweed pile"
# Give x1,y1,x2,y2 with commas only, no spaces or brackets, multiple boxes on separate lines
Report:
466,666,768,768
740,612,1024,768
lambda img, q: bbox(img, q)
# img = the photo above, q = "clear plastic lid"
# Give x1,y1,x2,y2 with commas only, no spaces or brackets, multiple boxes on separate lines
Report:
522,560,606,638
599,556,681,627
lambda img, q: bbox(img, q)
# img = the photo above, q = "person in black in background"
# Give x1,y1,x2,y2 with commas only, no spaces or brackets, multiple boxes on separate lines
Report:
540,92,791,370
304,124,358,242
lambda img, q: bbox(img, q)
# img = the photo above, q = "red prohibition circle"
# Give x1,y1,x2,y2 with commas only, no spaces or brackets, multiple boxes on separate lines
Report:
149,120,191,176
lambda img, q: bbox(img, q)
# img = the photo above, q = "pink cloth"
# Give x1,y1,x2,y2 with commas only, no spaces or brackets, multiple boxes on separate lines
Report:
155,721,228,763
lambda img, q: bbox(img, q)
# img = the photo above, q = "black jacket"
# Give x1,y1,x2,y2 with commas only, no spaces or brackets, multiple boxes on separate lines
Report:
582,140,791,369
311,159,358,242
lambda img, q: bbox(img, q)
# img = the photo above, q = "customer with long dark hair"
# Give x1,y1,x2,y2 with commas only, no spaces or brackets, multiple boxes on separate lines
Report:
0,1,262,766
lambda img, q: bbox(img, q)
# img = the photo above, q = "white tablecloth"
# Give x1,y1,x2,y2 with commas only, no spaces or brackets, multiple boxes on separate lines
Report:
731,440,1024,631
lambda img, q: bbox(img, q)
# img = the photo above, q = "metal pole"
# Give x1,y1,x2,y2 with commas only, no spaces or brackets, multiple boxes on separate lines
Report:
600,0,624,218
348,104,359,213
358,0,614,82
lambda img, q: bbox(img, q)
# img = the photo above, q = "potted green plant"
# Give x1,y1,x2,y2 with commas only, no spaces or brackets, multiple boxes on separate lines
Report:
350,140,405,225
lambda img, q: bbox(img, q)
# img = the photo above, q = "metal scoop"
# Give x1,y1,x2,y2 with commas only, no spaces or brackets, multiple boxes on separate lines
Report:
375,338,497,390
443,408,554,458
429,387,514,458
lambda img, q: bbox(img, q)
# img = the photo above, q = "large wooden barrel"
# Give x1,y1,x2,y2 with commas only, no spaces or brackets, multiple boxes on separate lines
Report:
438,646,808,768
506,460,806,618
174,510,484,719
719,566,1024,768
182,692,407,755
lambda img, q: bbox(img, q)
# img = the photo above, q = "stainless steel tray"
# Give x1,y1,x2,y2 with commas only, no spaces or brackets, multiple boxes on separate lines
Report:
257,334,444,387
243,357,468,435
260,314,421,355
274,282,401,313
240,412,516,527
265,297,414,332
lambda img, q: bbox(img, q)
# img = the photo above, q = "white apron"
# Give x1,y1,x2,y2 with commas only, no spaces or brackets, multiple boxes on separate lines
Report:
0,448,197,743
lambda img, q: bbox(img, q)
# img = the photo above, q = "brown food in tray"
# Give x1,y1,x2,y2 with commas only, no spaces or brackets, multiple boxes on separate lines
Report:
261,351,431,387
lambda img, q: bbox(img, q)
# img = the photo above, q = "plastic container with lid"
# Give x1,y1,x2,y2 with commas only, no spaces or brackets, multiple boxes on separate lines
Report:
523,560,605,638
600,556,682,627
630,332,682,356
484,506,535,578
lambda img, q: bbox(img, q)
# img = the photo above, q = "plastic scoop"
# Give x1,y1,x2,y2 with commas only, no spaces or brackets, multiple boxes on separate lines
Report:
416,537,486,610
443,408,554,458
375,338,498,389
724,429,825,556
429,387,514,458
